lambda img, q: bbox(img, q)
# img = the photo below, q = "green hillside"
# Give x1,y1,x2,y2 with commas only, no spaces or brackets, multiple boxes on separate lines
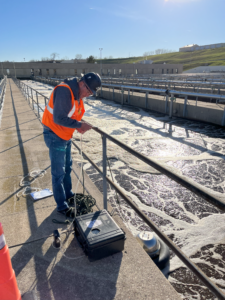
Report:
97,47,225,71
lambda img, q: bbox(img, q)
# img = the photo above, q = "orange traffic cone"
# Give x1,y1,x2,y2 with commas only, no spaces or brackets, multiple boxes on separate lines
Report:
0,222,21,300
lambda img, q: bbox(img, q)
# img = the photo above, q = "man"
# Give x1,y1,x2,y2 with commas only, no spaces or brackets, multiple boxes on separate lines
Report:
42,73,101,218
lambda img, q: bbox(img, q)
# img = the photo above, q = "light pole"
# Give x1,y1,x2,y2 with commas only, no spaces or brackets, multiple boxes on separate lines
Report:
99,48,103,76
24,58,25,62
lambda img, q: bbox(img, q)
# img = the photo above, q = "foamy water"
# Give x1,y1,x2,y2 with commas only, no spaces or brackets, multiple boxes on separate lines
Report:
23,80,225,300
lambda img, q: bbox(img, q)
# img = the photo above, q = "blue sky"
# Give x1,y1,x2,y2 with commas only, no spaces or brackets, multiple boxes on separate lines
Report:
1,0,224,62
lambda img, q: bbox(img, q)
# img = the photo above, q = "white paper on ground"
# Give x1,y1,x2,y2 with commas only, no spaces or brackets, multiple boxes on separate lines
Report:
30,189,53,200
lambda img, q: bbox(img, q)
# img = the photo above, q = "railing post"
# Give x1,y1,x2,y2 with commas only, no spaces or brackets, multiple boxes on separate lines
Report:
26,85,29,102
36,92,39,118
183,95,188,117
165,94,169,113
121,88,124,106
102,135,107,210
169,94,174,118
113,87,114,100
128,89,130,104
29,87,31,104
195,96,198,106
145,92,148,109
31,89,34,110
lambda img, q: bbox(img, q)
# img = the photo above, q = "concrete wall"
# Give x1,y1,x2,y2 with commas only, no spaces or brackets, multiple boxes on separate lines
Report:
98,88,225,126
0,62,183,79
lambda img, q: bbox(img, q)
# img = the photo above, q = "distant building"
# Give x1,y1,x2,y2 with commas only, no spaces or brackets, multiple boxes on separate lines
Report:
179,43,225,52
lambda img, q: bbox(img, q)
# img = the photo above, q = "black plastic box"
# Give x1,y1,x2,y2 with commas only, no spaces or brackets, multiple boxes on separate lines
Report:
74,210,126,261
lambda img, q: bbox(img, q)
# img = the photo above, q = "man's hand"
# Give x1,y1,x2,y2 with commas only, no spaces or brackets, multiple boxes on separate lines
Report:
77,122,92,134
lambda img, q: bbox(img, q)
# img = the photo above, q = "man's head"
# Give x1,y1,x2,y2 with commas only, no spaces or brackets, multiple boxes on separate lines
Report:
78,72,101,99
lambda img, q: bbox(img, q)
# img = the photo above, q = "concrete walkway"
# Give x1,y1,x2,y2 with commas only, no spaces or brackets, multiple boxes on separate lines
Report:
0,79,181,300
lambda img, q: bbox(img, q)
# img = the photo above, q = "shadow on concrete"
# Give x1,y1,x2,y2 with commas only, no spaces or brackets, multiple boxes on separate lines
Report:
0,118,39,131
0,133,43,154
2,110,33,119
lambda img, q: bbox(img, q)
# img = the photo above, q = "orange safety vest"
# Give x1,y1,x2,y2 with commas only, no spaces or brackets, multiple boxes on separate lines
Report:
42,83,85,140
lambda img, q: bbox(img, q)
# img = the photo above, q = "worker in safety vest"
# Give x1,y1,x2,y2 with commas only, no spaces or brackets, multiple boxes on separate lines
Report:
42,73,101,218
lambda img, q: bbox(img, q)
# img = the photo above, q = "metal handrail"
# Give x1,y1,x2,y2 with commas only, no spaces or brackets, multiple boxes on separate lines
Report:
103,77,225,87
33,76,225,100
13,77,225,299
100,83,225,100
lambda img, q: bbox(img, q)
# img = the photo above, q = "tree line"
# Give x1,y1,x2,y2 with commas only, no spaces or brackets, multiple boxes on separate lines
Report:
143,49,176,56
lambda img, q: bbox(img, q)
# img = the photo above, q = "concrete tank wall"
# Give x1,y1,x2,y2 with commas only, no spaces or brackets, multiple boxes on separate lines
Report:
0,62,183,79
98,87,225,126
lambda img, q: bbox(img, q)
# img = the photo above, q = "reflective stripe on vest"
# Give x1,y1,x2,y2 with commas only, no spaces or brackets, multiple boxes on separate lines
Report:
46,83,76,117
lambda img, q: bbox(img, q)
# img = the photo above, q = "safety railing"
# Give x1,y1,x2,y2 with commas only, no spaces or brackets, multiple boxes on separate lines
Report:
12,77,225,300
32,76,225,126
100,82,225,125
103,77,225,89
0,76,7,110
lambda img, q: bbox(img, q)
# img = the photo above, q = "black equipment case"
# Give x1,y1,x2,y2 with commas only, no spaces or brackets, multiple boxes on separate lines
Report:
74,210,126,261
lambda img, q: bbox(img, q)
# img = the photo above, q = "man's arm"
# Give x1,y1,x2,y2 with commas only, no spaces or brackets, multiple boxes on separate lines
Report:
53,87,82,128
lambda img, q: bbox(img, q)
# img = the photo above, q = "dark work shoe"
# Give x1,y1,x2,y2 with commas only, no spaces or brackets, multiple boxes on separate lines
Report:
57,207,75,218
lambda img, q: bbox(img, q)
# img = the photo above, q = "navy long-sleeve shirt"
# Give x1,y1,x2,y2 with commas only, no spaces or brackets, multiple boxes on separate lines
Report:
52,77,82,129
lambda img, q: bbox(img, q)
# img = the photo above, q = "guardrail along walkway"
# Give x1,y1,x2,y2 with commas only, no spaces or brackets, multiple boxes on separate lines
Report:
0,79,181,300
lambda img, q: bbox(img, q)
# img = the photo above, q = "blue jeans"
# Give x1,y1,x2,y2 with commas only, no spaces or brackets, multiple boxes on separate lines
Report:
43,126,74,211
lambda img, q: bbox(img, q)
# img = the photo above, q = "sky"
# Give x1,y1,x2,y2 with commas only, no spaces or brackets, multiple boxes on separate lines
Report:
0,0,224,62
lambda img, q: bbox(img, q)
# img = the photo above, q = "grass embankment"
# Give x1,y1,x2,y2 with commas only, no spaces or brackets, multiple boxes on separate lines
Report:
97,47,225,71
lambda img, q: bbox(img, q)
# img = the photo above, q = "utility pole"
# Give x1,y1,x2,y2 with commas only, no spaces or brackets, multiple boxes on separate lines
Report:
99,48,103,76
